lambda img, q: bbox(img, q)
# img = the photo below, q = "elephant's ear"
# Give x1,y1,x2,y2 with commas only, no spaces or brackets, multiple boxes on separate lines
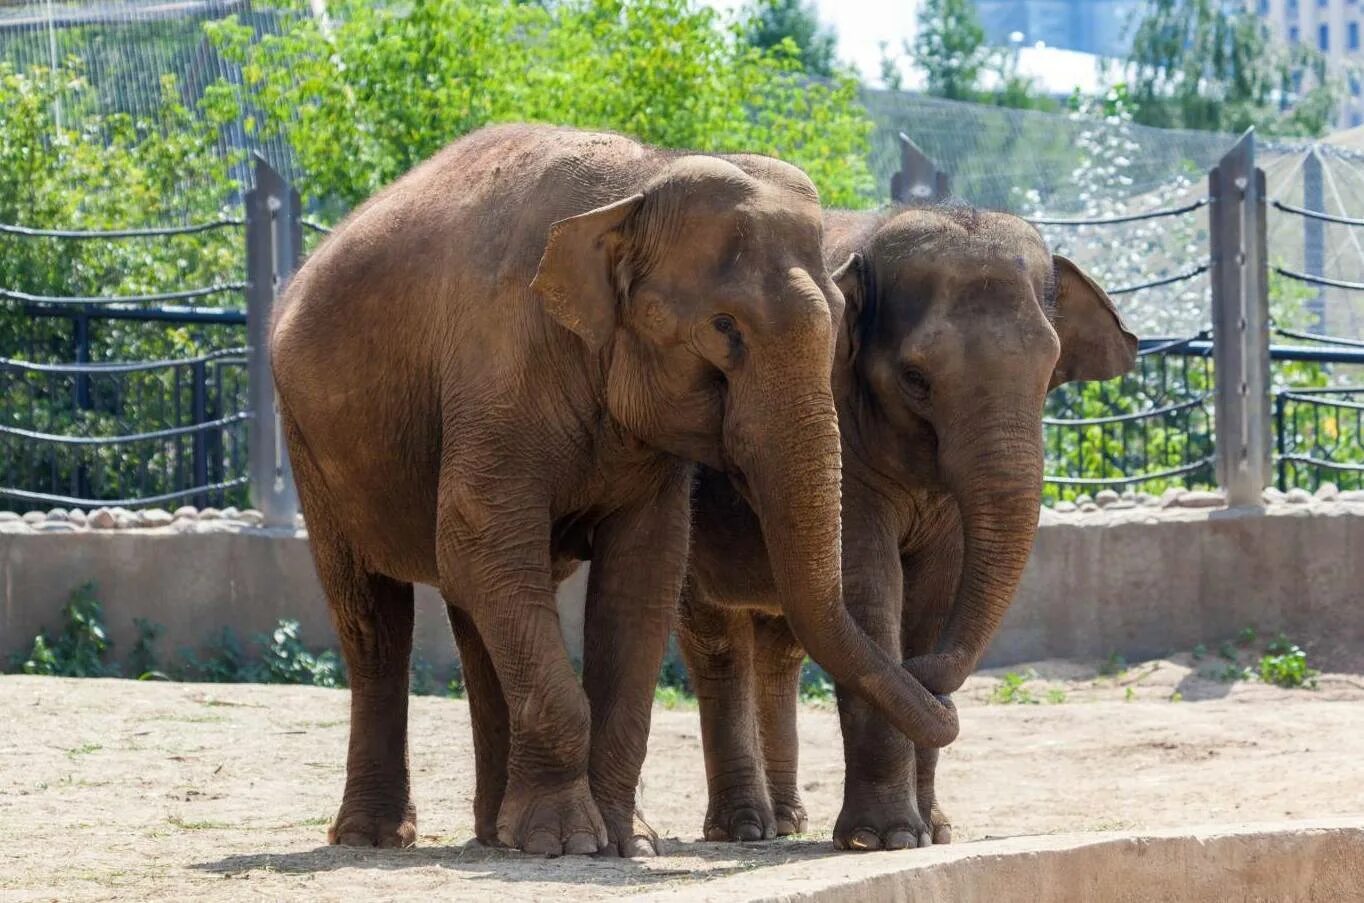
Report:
1049,255,1139,391
831,252,867,361
531,194,644,351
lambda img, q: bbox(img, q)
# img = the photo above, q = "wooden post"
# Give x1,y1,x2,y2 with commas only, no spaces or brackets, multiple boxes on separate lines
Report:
890,132,950,204
1208,129,1272,507
245,154,300,527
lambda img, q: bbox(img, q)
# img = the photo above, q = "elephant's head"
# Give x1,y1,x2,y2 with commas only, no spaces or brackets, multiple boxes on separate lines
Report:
531,158,961,747
835,206,1138,695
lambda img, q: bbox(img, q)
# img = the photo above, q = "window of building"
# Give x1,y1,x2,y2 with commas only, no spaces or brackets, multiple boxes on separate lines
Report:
1290,25,1300,43
1354,112,1363,127
1352,74,1362,96
1320,0,1329,8
1351,21,1360,49
1320,23,1330,51
1288,0,1298,10
1257,0,1268,12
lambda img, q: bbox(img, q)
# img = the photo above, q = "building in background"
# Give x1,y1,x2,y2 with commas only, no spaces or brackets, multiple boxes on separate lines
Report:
975,0,1145,57
1256,0,1364,128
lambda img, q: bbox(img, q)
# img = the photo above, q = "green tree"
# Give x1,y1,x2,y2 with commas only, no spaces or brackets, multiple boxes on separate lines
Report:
1127,0,1339,137
741,0,838,78
913,0,990,102
207,0,876,210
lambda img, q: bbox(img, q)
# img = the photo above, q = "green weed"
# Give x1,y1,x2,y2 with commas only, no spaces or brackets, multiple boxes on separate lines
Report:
991,671,1039,705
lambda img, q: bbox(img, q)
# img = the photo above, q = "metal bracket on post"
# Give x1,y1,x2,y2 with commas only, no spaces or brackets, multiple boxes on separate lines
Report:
1208,129,1272,508
890,132,950,205
245,153,300,527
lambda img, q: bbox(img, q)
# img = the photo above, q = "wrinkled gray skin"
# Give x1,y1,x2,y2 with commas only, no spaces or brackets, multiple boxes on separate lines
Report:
272,125,962,857
679,205,1138,850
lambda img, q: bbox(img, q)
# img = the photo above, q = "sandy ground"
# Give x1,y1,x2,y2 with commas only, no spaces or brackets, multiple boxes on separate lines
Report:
2,657,1363,902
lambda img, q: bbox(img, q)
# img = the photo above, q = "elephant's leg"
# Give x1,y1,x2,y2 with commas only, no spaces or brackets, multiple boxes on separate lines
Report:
753,614,807,837
437,496,606,856
677,580,773,841
444,602,509,847
833,503,927,851
581,480,691,858
902,521,964,847
306,515,417,847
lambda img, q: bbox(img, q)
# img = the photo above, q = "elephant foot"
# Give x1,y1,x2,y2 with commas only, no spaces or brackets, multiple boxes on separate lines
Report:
328,800,417,848
925,799,952,845
497,774,609,856
704,787,777,842
599,805,661,857
833,794,930,852
771,795,808,836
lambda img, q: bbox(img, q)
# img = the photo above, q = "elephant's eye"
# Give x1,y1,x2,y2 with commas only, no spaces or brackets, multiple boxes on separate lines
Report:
901,366,931,405
712,314,737,335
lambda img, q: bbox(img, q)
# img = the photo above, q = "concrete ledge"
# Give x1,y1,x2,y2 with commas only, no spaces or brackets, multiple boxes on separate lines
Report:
629,819,1364,902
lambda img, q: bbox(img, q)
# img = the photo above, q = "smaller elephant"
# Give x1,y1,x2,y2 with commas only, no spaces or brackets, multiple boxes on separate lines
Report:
679,203,1137,850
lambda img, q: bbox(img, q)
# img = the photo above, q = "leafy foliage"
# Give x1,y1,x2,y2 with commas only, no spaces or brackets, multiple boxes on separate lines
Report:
1127,0,1340,137
798,657,834,703
1258,635,1319,689
16,583,115,677
253,620,346,688
205,0,876,211
739,0,838,78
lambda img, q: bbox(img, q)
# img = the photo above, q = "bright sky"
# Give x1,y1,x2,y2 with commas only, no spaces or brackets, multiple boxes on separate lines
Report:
702,0,922,86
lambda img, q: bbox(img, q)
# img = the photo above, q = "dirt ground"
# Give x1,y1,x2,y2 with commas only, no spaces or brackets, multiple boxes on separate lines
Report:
3,657,1363,902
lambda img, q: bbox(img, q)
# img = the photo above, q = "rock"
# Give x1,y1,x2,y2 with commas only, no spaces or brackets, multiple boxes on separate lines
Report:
45,508,69,522
35,521,77,533
88,508,117,529
1315,482,1340,501
1176,490,1224,508
1094,490,1120,508
22,511,45,525
173,505,198,520
115,512,139,529
1159,487,1186,507
139,508,174,528
0,511,20,522
1341,490,1364,503
1120,490,1137,502
238,509,264,526
1080,502,1100,513
198,507,222,520
1107,500,1137,510
295,513,306,529
1038,508,1059,526
1054,501,1077,513
1262,487,1286,504
1075,493,1094,507
1137,492,1157,506
221,506,240,520
66,509,87,527
1285,488,1313,505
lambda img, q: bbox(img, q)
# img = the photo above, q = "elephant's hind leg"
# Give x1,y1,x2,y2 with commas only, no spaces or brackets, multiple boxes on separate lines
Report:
753,614,808,836
677,581,774,842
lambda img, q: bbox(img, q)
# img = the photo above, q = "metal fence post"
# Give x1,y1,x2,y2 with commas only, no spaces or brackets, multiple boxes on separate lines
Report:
1208,129,1272,507
191,359,208,510
890,132,950,204
245,154,300,527
1302,147,1326,333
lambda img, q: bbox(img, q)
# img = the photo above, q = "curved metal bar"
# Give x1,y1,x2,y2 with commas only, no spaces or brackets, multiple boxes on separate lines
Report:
1275,454,1364,473
1274,327,1364,349
0,219,245,239
1027,197,1209,227
1043,457,1215,486
0,347,248,375
1138,332,1212,357
1270,199,1364,227
0,283,248,305
1043,396,1208,427
0,411,253,446
0,477,250,510
1109,265,1209,296
1274,267,1364,292
1276,392,1364,412
301,219,332,235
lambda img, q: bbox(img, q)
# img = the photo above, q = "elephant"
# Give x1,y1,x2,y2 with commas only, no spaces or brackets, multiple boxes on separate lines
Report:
270,124,960,857
677,203,1138,850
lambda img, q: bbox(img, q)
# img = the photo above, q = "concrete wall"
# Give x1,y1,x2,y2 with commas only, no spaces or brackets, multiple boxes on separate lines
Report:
2,500,1361,675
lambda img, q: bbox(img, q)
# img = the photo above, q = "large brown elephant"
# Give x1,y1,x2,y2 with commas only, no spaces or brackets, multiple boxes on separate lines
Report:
679,204,1138,850
271,124,958,857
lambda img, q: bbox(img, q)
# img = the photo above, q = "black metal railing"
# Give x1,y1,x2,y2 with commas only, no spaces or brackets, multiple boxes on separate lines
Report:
1275,387,1364,491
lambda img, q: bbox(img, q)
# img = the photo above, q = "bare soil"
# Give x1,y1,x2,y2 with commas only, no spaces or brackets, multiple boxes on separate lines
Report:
3,657,1362,901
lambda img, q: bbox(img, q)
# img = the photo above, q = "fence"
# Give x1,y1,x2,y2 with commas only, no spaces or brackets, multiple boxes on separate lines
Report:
0,156,299,522
892,130,1364,501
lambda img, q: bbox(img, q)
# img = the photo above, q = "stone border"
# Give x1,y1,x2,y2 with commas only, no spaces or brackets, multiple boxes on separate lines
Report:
627,818,1364,902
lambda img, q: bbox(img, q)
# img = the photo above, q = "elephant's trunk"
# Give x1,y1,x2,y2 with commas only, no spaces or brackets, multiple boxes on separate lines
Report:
735,382,959,749
912,403,1046,693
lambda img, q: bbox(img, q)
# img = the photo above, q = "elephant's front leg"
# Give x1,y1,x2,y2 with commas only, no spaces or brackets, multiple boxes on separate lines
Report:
581,476,692,857
438,494,606,856
753,614,808,836
443,603,509,847
677,580,775,842
833,504,928,851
